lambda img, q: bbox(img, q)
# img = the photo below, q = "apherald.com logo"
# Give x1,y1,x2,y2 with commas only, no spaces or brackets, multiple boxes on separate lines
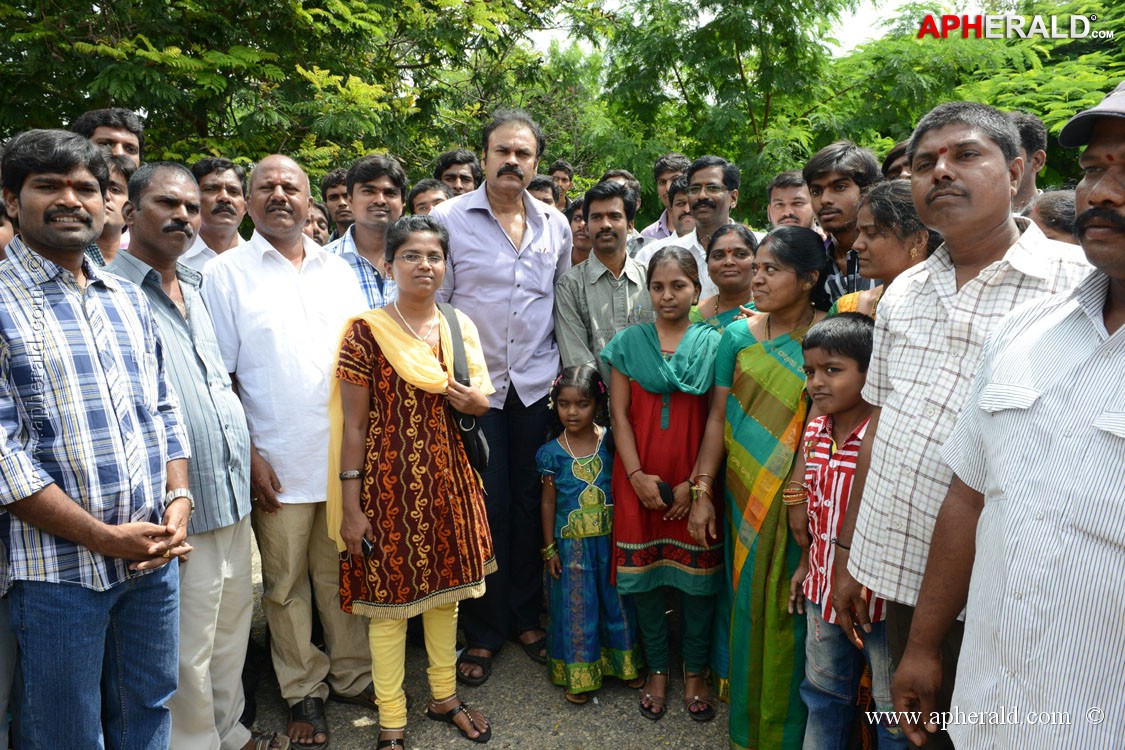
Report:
917,14,1114,39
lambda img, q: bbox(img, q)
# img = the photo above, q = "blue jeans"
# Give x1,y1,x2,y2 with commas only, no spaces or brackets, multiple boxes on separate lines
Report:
11,562,179,750
800,601,906,750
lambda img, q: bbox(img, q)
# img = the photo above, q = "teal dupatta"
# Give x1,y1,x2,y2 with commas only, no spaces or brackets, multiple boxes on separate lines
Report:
601,322,721,427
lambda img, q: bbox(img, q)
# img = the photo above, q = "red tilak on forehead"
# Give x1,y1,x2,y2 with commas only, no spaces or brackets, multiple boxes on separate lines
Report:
1108,154,1115,162
65,179,73,187
938,147,948,155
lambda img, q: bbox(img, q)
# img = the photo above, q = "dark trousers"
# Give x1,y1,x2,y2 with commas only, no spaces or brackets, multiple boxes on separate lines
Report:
886,600,965,750
459,387,550,652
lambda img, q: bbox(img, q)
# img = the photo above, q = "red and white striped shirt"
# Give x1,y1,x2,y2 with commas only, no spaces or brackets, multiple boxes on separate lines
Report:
801,414,885,624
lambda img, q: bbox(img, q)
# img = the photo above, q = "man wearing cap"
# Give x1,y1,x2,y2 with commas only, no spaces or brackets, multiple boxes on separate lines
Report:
892,81,1125,748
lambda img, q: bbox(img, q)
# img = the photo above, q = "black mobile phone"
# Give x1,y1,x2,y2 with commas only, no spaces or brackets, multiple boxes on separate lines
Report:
361,537,375,558
657,481,675,507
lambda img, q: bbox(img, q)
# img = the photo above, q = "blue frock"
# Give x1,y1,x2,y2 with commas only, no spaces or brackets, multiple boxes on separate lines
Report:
536,433,642,694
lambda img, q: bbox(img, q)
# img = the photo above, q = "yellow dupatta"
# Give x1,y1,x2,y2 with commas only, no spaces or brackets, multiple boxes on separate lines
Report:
326,306,493,551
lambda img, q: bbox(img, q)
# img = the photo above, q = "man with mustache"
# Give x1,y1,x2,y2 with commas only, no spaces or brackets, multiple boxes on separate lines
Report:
431,109,572,684
555,179,651,385
433,148,483,197
766,170,817,229
324,154,407,309
0,129,190,749
892,81,1125,749
203,154,372,749
637,155,738,299
803,140,883,302
667,176,695,238
180,158,247,272
105,163,283,750
830,102,1089,750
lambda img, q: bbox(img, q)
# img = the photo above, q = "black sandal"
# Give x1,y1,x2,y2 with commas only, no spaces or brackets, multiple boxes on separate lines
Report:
684,673,716,722
376,729,406,749
639,672,667,721
426,697,492,743
456,651,493,687
250,732,291,750
287,696,329,750
520,634,547,665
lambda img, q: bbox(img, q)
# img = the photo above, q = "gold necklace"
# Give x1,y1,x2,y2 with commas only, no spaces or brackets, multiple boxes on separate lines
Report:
393,300,438,343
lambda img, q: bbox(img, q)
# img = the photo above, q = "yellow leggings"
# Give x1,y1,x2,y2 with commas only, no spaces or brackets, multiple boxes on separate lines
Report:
368,602,459,729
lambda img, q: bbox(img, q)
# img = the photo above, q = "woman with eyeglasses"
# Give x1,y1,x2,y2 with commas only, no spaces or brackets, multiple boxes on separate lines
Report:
327,215,497,749
691,224,759,332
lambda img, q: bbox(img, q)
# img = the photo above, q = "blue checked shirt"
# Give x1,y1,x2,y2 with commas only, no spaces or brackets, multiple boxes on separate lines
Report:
322,226,397,308
0,238,189,591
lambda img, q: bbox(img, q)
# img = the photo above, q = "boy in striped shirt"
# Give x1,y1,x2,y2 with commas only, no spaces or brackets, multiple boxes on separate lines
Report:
790,314,905,749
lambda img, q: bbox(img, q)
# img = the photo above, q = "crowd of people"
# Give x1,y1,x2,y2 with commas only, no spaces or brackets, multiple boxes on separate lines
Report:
0,76,1121,750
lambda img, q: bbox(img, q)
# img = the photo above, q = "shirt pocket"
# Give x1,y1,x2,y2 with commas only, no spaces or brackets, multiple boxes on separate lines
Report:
1069,409,1125,549
976,383,1041,415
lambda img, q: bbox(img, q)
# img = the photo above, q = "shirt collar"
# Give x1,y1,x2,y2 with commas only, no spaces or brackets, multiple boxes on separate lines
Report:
583,252,644,285
1003,216,1063,280
249,229,326,265
467,182,553,225
8,236,120,291
1071,268,1109,329
107,250,202,291
814,413,871,446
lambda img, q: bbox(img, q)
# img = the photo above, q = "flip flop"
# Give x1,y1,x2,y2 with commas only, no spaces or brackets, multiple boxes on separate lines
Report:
251,732,291,750
288,696,329,750
564,691,589,705
456,652,493,687
426,699,492,743
520,635,547,664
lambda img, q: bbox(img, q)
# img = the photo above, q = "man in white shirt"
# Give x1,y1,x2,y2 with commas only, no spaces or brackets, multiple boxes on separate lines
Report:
202,154,371,750
181,158,247,272
637,155,740,300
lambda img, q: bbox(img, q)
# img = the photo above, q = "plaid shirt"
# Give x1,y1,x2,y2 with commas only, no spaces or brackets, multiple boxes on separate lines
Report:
322,226,396,308
849,218,1089,607
0,238,188,591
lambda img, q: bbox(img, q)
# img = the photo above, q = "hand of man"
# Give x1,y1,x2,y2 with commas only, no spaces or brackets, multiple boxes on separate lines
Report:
892,644,944,746
250,446,284,512
831,550,871,649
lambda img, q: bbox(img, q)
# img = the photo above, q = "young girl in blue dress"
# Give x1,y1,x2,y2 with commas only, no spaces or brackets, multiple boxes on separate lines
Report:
537,364,644,704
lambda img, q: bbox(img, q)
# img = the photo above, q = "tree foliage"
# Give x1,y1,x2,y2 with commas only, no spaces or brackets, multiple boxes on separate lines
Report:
1,0,1119,225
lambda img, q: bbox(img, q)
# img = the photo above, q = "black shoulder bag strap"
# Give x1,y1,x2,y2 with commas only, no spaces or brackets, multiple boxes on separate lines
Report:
437,302,470,387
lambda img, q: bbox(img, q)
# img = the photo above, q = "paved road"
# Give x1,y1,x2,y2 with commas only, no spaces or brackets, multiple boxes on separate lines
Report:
247,544,730,750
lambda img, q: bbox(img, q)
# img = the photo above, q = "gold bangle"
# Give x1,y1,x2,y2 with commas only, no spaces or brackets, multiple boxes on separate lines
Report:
783,497,809,506
540,542,558,561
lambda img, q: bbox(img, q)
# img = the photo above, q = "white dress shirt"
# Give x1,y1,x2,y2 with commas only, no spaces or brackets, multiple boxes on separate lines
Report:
941,269,1123,749
201,232,366,504
635,227,720,300
180,232,247,273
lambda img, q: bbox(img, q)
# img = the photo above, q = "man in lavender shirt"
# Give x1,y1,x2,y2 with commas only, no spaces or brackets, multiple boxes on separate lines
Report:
431,109,572,684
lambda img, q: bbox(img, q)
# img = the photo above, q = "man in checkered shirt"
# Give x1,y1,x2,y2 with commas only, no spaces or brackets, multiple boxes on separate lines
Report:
829,101,1090,750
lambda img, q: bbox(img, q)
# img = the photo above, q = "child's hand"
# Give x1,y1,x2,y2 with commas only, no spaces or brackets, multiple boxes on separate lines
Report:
663,481,692,522
546,553,562,580
788,562,809,615
632,472,665,511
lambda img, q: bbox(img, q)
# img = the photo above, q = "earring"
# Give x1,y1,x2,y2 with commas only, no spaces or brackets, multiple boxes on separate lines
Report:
802,283,811,291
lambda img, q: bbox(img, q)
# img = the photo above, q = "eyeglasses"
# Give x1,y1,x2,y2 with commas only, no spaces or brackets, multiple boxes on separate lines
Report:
686,184,728,197
396,252,445,266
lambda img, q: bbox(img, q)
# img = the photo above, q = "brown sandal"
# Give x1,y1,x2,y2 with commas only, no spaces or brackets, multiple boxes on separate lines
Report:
639,672,667,721
684,673,716,722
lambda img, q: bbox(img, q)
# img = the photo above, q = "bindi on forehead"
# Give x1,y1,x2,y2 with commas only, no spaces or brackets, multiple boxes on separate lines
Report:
1108,154,1115,162
938,147,948,155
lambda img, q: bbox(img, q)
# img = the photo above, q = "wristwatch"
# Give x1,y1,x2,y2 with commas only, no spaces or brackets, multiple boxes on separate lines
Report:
164,488,195,514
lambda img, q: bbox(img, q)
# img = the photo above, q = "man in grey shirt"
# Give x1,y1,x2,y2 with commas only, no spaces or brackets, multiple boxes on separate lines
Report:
107,163,272,750
555,179,651,384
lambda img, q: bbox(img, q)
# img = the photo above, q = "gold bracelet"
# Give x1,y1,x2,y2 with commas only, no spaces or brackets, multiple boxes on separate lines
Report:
782,496,809,506
540,542,558,561
692,473,715,486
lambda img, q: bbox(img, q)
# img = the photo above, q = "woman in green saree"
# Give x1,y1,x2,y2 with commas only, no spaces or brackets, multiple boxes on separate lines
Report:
689,226,831,750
